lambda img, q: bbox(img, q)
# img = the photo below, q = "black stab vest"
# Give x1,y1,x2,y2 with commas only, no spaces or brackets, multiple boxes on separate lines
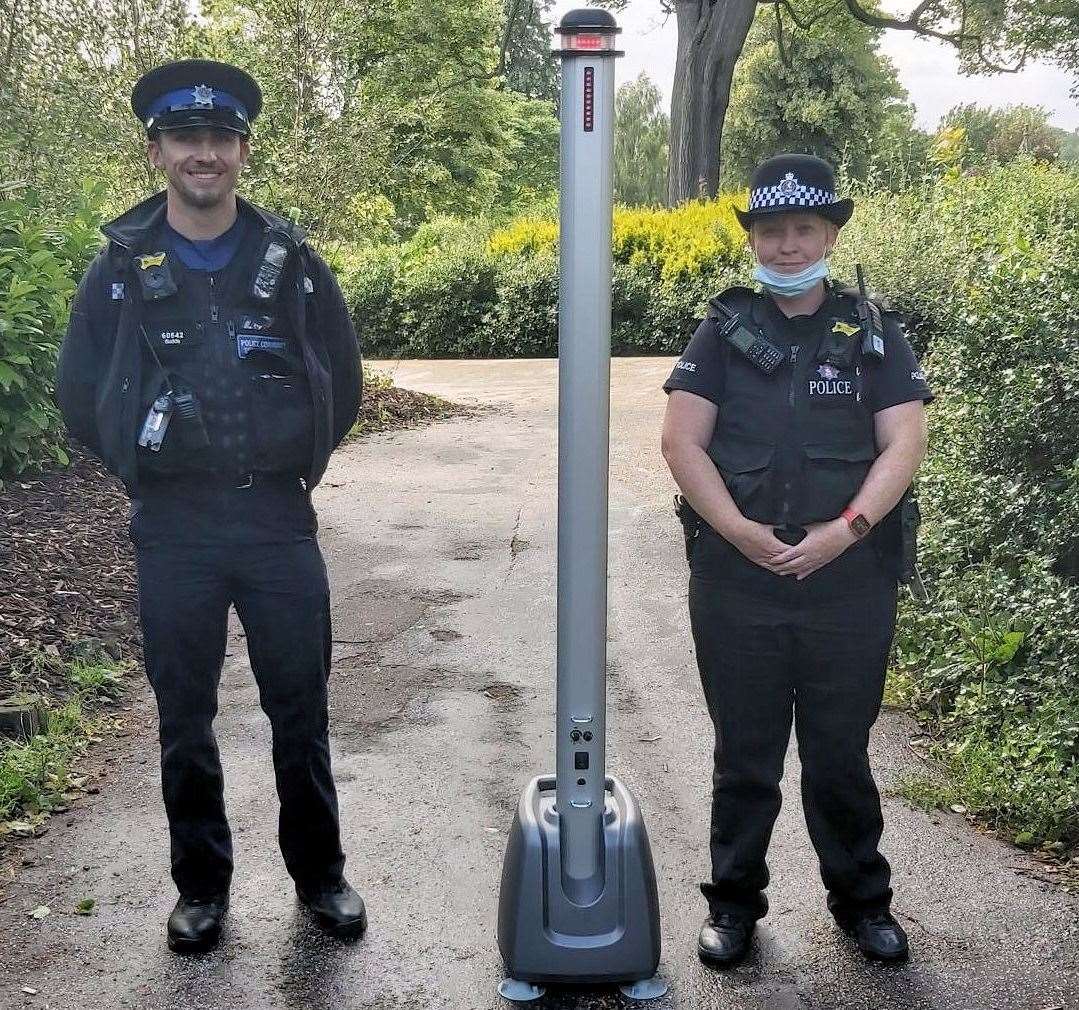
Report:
133,219,314,480
706,286,878,526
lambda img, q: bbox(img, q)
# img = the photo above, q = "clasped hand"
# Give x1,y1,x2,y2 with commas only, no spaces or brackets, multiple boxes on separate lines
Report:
732,518,857,580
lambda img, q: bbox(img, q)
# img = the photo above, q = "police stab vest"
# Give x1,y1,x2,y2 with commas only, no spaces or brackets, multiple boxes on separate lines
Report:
705,286,879,527
131,219,314,479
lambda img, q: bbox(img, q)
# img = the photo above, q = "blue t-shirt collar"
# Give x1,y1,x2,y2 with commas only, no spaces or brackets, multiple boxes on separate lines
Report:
164,212,247,272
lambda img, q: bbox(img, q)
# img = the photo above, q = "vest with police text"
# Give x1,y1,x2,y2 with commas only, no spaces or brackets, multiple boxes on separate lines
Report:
706,287,878,527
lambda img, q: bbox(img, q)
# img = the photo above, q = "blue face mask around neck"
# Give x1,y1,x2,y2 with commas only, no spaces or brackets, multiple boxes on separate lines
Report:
752,257,830,297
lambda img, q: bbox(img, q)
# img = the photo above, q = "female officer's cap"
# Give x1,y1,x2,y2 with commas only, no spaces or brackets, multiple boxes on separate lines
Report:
735,153,854,231
132,60,262,136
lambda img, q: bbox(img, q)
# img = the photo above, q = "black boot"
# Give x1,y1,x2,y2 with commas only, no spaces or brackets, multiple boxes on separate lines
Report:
697,913,754,967
840,910,909,962
167,894,228,953
296,877,367,939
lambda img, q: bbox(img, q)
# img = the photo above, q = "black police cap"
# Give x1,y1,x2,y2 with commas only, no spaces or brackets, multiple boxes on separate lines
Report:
735,153,854,231
132,60,262,136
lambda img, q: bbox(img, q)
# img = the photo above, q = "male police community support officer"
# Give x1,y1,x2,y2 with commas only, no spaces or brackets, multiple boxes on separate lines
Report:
661,154,932,967
55,61,364,953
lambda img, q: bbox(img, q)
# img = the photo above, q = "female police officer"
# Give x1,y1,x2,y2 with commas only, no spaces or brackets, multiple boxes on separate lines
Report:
661,154,931,967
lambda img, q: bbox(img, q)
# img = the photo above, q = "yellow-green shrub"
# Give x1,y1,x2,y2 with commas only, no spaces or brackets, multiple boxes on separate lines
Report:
611,197,746,278
487,196,748,280
488,217,558,259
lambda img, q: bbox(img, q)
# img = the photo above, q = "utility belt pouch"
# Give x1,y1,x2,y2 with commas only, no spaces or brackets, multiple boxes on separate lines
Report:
250,230,292,303
674,493,701,563
132,252,178,301
899,488,928,602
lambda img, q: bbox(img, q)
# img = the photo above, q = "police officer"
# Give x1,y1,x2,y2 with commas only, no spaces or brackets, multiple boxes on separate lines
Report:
55,60,364,953
661,154,932,967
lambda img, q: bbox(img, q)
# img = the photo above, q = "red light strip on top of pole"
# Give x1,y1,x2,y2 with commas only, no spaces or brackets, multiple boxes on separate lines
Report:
562,33,615,51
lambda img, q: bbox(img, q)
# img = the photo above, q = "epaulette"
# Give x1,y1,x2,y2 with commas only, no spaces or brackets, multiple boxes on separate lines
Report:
707,285,757,319
833,283,892,312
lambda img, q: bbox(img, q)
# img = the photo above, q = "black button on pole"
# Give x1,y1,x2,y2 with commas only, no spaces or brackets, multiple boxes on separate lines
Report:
575,752,589,770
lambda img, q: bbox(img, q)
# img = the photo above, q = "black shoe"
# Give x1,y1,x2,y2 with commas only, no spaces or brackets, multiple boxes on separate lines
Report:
296,877,367,939
167,894,228,954
840,910,909,962
697,912,754,967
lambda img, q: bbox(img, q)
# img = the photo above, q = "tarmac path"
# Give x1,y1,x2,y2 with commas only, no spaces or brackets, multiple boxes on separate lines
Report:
0,358,1077,1010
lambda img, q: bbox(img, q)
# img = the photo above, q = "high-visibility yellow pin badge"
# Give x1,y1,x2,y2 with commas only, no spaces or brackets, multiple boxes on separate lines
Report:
831,320,860,337
136,253,167,270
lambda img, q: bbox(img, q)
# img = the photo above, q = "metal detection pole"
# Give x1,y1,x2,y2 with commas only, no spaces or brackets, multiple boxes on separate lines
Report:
554,5,617,907
495,9,665,1002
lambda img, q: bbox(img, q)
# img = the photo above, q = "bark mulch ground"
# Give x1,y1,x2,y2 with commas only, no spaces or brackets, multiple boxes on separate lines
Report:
0,448,137,704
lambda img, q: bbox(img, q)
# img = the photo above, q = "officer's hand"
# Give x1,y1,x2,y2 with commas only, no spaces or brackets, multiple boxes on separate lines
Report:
729,520,790,571
769,519,857,580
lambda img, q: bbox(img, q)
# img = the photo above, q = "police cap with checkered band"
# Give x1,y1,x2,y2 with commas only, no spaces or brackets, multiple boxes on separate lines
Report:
132,60,262,137
734,153,853,232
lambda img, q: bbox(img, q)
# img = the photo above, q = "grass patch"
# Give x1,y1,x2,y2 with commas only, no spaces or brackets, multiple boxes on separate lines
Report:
0,654,130,835
0,699,89,824
66,657,126,699
883,664,915,710
893,770,959,814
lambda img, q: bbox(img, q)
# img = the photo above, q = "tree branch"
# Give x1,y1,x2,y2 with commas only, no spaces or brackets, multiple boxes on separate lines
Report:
499,0,526,76
839,0,1032,73
760,0,845,32
774,5,792,67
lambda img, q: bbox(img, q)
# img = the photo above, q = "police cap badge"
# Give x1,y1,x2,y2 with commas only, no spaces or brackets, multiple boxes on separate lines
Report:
132,60,262,136
735,153,854,232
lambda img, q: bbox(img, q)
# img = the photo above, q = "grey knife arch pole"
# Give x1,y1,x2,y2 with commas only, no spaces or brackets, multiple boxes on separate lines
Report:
495,10,666,1002
554,4,616,904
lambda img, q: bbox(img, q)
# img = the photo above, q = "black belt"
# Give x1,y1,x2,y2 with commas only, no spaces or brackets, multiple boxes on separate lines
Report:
140,471,306,492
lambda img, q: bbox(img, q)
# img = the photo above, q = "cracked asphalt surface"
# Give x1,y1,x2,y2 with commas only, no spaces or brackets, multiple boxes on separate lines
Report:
1,357,1077,1010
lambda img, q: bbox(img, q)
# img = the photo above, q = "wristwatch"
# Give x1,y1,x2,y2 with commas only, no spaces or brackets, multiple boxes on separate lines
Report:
841,507,872,538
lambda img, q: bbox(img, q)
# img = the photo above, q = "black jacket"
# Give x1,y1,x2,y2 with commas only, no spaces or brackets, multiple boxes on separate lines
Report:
55,192,362,492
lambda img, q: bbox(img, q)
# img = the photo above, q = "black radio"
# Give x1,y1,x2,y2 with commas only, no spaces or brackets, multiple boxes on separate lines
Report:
709,299,785,374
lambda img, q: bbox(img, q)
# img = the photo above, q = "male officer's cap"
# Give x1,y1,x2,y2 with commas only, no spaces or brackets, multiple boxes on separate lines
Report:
735,153,854,231
132,60,262,136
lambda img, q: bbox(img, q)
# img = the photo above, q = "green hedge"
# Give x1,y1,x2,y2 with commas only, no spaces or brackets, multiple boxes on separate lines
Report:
0,185,103,478
343,162,1079,847
888,164,1079,845
340,198,749,358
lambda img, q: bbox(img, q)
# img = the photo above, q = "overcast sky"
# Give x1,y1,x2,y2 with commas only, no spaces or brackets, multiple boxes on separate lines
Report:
550,1,1079,132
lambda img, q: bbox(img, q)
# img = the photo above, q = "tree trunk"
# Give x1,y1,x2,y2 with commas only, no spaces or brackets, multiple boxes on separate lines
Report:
668,0,757,205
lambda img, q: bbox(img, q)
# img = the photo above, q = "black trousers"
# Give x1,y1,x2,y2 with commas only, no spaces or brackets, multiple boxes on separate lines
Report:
688,526,897,924
130,478,345,899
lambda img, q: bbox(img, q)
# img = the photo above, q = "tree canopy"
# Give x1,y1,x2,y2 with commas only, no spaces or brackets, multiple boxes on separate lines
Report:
0,0,560,238
668,0,1079,203
721,2,913,185
614,73,670,205
940,103,1064,166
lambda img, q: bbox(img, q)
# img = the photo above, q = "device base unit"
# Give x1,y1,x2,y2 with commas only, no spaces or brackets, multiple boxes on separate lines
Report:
497,773,661,984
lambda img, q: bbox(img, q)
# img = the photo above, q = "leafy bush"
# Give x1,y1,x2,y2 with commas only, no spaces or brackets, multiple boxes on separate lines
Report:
344,199,749,357
0,183,103,478
885,162,1079,845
